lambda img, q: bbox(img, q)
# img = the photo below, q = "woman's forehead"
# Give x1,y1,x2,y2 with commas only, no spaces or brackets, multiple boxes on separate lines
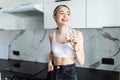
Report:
57,7,70,12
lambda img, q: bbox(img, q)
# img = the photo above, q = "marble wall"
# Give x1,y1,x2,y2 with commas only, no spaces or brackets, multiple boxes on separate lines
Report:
0,27,120,72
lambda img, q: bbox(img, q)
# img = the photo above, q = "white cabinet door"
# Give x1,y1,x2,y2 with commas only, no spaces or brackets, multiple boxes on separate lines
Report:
87,0,120,28
0,13,25,30
44,0,86,29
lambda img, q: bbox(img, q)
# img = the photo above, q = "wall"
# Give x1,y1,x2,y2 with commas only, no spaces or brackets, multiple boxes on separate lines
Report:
0,27,120,72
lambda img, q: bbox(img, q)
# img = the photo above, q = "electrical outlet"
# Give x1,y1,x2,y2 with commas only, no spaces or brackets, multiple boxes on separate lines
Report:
13,51,20,56
102,58,114,65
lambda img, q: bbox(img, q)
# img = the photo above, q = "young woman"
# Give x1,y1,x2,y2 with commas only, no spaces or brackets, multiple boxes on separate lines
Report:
48,4,85,80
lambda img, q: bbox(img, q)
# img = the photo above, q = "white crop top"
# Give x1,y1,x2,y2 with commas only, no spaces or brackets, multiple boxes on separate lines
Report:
52,31,75,58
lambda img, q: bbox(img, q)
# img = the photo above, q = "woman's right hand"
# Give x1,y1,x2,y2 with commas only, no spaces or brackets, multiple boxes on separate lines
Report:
48,62,54,71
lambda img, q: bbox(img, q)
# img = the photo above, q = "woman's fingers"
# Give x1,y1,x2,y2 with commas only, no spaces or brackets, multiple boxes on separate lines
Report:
71,38,77,43
48,64,54,71
70,30,78,44
70,30,75,38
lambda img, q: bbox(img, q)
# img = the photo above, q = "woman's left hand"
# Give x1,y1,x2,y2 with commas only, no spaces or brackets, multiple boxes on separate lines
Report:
70,30,85,65
70,30,80,52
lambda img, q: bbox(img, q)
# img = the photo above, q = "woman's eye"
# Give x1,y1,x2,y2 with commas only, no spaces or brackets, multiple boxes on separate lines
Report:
68,13,70,15
59,12,70,15
59,12,64,14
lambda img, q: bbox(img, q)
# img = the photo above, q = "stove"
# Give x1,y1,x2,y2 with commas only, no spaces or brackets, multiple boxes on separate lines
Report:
1,59,48,80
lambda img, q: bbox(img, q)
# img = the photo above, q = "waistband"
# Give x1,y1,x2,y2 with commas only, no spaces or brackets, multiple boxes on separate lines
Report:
54,63,75,69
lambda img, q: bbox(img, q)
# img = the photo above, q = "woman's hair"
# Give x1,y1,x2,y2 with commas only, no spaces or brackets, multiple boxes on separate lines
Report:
53,4,70,16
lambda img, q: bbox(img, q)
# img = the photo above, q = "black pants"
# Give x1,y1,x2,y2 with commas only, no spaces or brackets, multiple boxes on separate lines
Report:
47,63,78,80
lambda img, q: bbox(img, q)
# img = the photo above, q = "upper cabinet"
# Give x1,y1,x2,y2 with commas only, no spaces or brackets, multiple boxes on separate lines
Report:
44,0,120,29
0,3,43,30
44,0,86,29
1,0,120,29
87,0,120,28
0,3,43,13
0,0,43,30
0,13,25,30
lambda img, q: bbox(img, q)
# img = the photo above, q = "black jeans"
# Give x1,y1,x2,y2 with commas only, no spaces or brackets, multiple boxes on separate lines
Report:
47,63,78,80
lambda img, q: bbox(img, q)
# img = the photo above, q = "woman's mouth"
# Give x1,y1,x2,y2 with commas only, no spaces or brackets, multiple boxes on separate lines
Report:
62,19,69,22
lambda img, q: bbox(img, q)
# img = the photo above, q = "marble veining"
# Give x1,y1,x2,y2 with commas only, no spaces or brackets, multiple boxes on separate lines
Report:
0,28,120,72
87,29,120,71
8,30,25,57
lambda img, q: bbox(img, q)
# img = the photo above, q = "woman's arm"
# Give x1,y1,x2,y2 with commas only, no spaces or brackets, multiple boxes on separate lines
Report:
71,30,85,65
48,32,54,71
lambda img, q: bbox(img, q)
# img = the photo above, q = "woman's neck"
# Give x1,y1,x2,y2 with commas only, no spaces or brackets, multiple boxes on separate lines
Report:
57,26,69,35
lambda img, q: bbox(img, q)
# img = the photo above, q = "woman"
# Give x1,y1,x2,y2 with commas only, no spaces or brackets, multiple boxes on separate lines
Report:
48,4,85,80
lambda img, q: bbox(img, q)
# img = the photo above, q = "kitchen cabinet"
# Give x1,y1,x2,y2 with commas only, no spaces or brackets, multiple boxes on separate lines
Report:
87,0,120,28
0,3,43,30
44,0,86,29
0,13,25,30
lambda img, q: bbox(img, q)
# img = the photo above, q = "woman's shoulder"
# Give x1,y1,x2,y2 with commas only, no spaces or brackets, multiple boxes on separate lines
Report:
48,32,53,39
74,30,84,41
48,30,56,39
73,29,83,36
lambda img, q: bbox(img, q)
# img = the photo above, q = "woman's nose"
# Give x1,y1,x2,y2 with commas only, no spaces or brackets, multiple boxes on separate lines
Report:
63,13,68,18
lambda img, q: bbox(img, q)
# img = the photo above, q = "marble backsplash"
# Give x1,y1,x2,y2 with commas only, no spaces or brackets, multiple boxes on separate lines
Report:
0,28,120,72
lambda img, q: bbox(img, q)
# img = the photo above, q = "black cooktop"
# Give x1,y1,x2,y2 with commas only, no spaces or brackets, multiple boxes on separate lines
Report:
0,59,48,80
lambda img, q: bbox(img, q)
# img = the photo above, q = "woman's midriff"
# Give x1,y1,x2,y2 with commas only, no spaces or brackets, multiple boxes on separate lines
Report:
53,57,75,65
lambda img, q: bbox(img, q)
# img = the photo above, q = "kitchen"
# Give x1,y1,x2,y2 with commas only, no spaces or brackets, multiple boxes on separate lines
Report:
0,0,120,80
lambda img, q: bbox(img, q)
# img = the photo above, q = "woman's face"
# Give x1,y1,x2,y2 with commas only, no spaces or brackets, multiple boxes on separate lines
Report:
54,6,70,26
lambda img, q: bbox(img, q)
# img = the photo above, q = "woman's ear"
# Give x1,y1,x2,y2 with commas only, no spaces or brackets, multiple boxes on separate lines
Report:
53,16,57,22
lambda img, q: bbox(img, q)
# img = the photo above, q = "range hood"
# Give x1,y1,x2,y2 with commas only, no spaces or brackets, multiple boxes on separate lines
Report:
0,3,43,13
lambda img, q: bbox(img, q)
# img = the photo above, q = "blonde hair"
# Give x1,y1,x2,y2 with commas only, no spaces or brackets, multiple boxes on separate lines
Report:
53,4,70,16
